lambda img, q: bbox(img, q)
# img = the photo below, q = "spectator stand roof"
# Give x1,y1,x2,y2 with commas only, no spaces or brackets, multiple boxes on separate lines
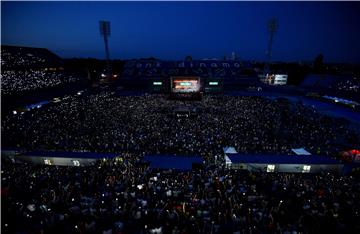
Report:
20,151,119,159
143,154,203,170
226,153,343,165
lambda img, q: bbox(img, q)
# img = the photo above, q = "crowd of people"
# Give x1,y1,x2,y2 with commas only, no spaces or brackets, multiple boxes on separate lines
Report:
1,69,80,95
1,46,84,95
2,91,360,233
2,92,359,162
2,156,359,234
2,45,359,233
1,46,61,69
1,50,47,69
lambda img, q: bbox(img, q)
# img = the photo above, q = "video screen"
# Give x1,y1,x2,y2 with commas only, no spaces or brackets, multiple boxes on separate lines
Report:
172,77,200,93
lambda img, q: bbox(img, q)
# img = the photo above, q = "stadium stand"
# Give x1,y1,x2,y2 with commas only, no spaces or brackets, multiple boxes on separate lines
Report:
1,45,81,95
1,48,359,234
1,45,63,69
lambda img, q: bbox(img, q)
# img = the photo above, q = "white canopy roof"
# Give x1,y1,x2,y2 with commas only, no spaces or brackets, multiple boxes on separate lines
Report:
291,148,311,155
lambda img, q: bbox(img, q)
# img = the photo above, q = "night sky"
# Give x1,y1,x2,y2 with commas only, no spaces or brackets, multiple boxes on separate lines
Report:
2,1,360,63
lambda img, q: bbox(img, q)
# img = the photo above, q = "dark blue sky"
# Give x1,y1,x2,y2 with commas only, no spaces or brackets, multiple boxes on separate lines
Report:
2,1,360,63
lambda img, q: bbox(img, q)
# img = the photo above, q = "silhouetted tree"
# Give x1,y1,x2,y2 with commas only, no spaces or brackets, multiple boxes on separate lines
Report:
185,55,192,62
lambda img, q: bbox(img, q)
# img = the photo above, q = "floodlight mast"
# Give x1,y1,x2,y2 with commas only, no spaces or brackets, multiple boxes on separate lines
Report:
264,18,278,75
99,20,111,79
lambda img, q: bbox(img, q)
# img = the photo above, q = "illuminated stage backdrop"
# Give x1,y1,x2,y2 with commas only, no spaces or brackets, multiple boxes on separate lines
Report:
171,76,200,93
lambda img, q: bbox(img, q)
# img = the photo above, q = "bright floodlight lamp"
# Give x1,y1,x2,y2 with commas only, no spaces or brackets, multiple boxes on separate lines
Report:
99,20,111,79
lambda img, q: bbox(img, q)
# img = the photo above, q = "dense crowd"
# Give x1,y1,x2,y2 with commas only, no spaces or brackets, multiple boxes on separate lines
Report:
1,46,83,95
1,69,80,95
2,92,359,162
2,92,360,233
1,46,61,69
2,157,360,234
1,50,47,68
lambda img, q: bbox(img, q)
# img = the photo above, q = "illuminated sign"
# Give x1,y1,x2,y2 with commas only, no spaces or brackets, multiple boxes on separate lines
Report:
153,82,162,85
209,82,219,85
180,82,192,86
125,61,246,69
121,60,254,78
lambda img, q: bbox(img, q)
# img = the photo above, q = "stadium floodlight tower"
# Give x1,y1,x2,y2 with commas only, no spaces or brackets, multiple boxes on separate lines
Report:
264,18,278,75
99,20,112,79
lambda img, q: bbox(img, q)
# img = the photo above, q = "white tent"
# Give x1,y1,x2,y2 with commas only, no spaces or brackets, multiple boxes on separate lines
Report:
223,147,238,154
224,155,232,168
223,147,237,167
292,148,311,155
